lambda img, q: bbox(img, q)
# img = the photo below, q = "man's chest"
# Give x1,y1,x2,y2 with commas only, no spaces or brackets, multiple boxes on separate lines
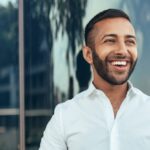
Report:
64,108,150,150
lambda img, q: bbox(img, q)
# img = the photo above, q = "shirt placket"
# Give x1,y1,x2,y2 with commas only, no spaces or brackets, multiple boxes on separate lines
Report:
110,121,119,150
101,94,130,150
103,97,120,150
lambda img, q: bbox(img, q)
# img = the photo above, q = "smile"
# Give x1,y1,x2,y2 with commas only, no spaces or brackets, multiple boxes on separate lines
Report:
111,61,127,66
109,60,130,72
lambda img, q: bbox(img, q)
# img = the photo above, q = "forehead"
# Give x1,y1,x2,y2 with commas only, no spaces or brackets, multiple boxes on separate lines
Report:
93,18,136,37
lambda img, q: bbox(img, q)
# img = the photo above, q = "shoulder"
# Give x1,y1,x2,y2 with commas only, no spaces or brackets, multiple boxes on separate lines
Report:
132,86,150,101
52,91,90,130
53,88,93,123
55,90,88,113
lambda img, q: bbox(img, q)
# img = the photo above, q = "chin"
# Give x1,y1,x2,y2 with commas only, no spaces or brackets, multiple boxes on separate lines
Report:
109,78,128,85
106,75,128,85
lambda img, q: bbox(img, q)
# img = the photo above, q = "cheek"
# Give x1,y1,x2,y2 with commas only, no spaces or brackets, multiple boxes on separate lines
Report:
95,50,109,61
96,45,116,60
131,50,138,61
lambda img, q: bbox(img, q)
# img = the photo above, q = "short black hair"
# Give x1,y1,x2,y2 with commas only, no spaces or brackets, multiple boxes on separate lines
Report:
85,9,131,46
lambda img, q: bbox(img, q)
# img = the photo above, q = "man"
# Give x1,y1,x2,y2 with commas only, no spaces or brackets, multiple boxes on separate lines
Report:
39,9,150,150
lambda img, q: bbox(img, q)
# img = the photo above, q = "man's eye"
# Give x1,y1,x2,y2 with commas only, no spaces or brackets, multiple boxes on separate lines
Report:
126,40,136,45
104,39,116,43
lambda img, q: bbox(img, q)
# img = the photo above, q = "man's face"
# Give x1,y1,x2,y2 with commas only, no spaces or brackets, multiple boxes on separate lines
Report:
90,18,138,85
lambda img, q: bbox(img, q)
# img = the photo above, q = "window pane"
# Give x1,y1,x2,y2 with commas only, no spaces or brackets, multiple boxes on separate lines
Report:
24,1,53,149
0,1,19,150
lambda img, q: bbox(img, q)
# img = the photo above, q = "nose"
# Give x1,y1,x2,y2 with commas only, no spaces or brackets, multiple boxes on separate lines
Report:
115,41,128,55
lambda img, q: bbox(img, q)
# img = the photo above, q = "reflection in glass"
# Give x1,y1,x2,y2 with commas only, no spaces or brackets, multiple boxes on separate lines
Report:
24,0,88,149
24,1,53,149
0,0,19,150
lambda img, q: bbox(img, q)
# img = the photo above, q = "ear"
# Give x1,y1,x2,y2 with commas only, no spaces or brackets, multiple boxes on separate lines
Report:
82,46,93,64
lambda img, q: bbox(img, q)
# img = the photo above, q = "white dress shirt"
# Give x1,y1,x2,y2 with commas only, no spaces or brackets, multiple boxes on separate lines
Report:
39,82,150,150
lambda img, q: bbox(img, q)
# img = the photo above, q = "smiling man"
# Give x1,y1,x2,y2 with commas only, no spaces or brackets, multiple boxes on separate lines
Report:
39,9,150,150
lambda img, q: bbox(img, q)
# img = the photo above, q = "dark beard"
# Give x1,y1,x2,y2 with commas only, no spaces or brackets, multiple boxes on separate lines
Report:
92,50,137,85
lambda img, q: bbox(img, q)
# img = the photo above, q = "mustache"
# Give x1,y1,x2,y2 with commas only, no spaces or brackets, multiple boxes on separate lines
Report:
107,55,131,60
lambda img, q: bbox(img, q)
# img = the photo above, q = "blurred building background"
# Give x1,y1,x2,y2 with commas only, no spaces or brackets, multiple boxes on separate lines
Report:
0,0,150,149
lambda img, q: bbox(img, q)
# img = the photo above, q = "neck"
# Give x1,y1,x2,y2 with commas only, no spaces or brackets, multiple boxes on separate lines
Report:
93,76,128,117
93,76,128,94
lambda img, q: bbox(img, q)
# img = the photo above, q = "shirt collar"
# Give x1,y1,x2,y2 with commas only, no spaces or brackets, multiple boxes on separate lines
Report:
84,82,103,97
126,81,137,98
85,80,136,98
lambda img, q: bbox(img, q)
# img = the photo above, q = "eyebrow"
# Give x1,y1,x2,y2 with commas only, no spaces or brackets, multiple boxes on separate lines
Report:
125,35,136,40
101,34,136,40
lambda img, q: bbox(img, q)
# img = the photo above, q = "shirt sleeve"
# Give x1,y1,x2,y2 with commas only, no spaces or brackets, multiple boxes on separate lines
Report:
39,104,67,150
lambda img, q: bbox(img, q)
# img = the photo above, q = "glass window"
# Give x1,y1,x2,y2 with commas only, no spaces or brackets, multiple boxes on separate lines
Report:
24,1,53,149
0,1,19,150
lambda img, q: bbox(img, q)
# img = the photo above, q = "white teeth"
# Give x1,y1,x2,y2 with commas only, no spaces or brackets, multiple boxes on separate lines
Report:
111,61,127,66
